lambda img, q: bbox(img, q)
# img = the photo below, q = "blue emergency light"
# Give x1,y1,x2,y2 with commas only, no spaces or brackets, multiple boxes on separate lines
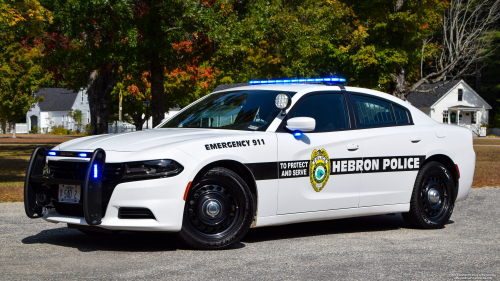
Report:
93,164,98,179
47,151,57,156
78,153,88,158
249,77,346,85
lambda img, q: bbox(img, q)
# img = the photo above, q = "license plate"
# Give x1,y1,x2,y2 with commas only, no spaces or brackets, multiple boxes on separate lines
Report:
58,184,81,203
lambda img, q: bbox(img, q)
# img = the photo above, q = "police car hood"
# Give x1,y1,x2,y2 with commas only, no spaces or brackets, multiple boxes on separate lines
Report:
57,128,253,152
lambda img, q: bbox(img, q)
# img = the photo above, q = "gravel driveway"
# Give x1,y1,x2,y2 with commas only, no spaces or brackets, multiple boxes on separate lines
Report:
1,188,499,280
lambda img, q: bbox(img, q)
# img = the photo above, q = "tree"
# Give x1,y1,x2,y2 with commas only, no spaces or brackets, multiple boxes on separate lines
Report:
466,29,500,126
0,42,48,137
0,0,52,37
110,68,151,131
206,0,362,83
0,0,52,137
412,0,500,97
336,0,446,99
68,109,83,131
40,0,136,135
127,0,219,127
41,0,221,134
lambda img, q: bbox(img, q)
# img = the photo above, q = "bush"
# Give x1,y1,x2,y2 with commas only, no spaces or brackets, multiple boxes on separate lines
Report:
32,126,39,134
50,126,69,135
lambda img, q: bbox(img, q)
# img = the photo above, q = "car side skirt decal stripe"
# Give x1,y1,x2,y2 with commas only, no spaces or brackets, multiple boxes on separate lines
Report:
244,162,279,181
246,156,426,180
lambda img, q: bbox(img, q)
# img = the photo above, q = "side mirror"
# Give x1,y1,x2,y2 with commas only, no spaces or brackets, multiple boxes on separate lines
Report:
286,117,316,132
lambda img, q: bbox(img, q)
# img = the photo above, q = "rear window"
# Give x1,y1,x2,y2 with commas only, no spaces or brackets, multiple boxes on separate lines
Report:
393,105,410,124
352,95,395,126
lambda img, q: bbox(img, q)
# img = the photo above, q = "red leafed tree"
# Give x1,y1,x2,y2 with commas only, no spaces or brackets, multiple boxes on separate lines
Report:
40,0,217,134
164,34,217,110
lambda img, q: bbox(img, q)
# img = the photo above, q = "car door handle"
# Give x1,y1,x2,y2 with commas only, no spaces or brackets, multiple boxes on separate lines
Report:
347,144,360,151
411,136,421,143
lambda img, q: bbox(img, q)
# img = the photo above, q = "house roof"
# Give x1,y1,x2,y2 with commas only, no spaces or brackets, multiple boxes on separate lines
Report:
406,80,461,108
448,105,483,110
34,88,78,112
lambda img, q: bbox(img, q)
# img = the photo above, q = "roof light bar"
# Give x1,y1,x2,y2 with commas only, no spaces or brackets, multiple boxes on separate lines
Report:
249,77,346,85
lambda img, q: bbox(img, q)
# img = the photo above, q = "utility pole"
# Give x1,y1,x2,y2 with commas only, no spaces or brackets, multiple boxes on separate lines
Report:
119,89,123,133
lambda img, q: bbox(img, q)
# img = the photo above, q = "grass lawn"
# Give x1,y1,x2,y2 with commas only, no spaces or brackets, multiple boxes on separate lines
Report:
0,135,499,202
0,135,80,203
473,137,500,146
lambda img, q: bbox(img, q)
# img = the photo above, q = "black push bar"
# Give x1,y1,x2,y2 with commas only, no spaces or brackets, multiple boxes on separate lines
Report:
24,147,106,226
24,146,46,218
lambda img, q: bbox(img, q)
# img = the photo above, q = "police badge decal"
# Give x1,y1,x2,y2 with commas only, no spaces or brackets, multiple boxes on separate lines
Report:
309,149,330,192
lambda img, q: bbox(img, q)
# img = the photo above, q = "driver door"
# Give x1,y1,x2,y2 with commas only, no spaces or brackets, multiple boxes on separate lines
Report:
276,92,362,214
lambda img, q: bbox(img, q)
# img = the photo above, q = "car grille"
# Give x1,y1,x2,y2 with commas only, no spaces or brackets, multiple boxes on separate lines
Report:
48,161,123,218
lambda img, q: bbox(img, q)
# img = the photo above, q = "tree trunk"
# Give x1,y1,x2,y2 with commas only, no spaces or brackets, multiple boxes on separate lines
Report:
390,68,409,100
12,120,16,138
132,114,144,131
87,67,117,135
1,119,6,134
150,56,165,127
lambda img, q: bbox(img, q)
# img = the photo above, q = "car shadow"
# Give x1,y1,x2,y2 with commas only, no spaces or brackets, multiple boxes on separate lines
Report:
22,214,414,252
22,227,186,252
243,214,409,244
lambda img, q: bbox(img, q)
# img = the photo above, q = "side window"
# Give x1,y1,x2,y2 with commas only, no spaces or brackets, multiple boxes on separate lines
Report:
289,93,349,132
352,95,395,126
393,105,409,124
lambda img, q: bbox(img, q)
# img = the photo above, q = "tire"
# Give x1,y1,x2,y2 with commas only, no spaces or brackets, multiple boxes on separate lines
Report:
402,161,456,229
178,167,254,250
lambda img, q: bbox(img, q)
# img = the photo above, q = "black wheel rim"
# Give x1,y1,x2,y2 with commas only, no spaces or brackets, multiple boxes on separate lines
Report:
185,183,240,238
419,173,450,223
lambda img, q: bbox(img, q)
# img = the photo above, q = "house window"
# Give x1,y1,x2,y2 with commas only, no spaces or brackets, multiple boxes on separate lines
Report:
81,92,84,103
458,89,463,101
443,110,449,123
472,112,477,124
87,110,90,124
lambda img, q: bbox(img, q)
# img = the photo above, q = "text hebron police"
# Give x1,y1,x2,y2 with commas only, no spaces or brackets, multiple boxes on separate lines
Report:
279,156,425,178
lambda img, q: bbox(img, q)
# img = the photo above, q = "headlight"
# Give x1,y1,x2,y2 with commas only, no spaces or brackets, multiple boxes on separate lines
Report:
122,159,184,179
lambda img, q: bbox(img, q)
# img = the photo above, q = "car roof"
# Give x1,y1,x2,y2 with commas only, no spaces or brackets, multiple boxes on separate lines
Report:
213,84,321,93
213,84,411,107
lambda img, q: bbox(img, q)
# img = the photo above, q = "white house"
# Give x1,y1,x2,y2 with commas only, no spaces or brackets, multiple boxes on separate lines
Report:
26,88,90,133
27,87,183,133
407,80,492,136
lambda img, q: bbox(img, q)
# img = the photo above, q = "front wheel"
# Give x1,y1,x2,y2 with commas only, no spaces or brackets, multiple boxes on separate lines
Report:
402,161,456,229
178,167,254,250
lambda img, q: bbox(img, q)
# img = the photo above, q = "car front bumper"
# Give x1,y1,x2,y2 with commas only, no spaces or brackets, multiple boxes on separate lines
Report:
43,176,187,232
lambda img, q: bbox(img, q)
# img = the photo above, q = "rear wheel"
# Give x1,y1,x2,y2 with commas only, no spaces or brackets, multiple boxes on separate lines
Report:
178,167,254,250
402,161,455,229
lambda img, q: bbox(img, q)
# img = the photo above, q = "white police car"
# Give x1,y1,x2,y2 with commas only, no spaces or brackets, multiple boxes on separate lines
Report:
24,78,475,249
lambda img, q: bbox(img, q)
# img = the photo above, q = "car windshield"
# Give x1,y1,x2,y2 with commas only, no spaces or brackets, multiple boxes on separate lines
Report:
161,90,296,131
